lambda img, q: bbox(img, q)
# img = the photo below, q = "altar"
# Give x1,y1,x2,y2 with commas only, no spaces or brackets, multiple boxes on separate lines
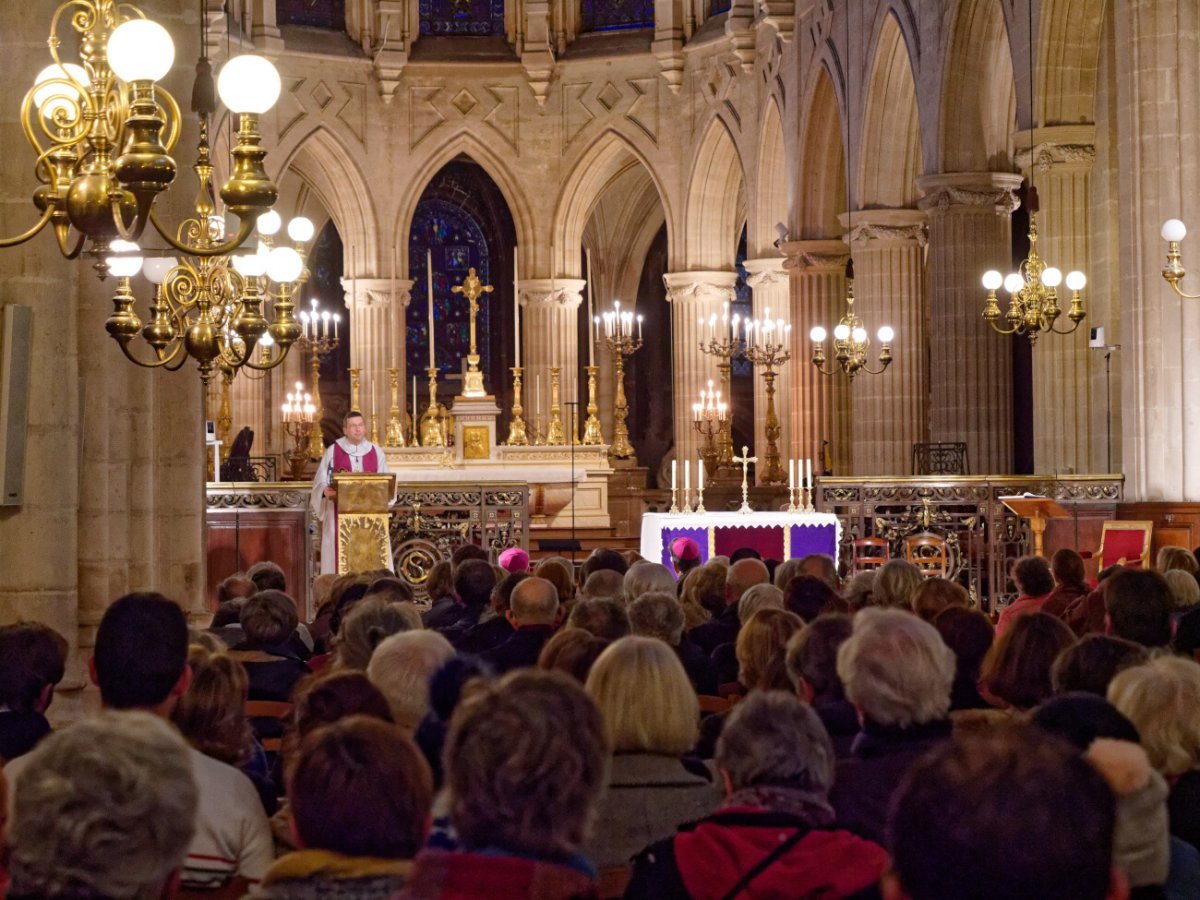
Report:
641,510,842,567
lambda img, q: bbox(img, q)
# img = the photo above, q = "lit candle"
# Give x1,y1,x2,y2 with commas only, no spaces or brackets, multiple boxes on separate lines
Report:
514,246,520,368
427,249,435,370
333,313,339,340
586,250,595,367
637,314,643,341
536,375,542,421
806,458,813,489
371,385,376,426
699,458,704,492
684,459,690,496
671,459,677,492
789,458,795,493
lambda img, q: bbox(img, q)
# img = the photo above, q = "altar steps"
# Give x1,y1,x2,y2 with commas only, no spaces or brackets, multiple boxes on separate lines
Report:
528,526,639,562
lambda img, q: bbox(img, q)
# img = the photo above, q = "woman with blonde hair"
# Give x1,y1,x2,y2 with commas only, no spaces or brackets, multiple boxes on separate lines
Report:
584,636,722,868
534,557,576,606
1110,656,1200,851
873,559,924,609
679,563,724,630
911,578,968,622
1157,545,1199,577
736,608,805,692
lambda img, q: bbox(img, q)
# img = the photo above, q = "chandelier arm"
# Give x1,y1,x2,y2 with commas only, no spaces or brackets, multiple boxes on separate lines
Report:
112,338,187,371
985,322,1020,336
149,211,257,257
811,360,841,377
1166,281,1200,301
1047,319,1084,336
54,226,88,259
0,207,56,248
239,343,292,372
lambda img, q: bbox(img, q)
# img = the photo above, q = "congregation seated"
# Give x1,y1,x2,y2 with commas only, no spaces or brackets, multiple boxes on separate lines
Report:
367,630,455,730
870,559,922,609
0,621,66,762
828,608,955,844
668,536,702,581
568,596,631,640
5,711,198,899
932,606,995,712
910,577,968,622
419,560,456,624
451,570,526,653
400,670,608,899
232,591,311,713
1042,548,1091,619
785,613,858,757
679,563,726,629
783,573,845,623
1050,634,1148,697
331,595,423,670
257,717,432,899
623,560,677,605
628,591,717,695
979,611,1075,712
579,547,629,589
689,558,769,655
842,571,876,611
480,576,560,673
498,546,530,575
538,627,610,683
1163,569,1200,625
995,555,1056,638
795,552,842,593
1064,563,1124,636
581,568,626,601
534,557,576,605
1105,569,1174,649
425,558,495,632
413,656,493,788
628,692,889,898
583,636,722,868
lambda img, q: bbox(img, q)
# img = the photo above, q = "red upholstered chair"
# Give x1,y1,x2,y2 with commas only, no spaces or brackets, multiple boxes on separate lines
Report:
851,537,890,574
1083,521,1153,570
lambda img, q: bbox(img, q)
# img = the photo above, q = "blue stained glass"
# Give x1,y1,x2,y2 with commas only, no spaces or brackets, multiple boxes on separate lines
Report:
407,199,492,383
732,228,752,376
580,0,653,31
277,0,346,29
419,0,505,36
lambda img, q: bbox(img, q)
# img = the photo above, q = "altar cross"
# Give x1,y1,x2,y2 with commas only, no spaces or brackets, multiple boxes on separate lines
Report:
450,267,493,398
733,445,757,514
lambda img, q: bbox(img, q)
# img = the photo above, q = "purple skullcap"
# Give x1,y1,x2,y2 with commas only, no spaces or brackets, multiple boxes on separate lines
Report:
498,547,530,573
670,537,701,561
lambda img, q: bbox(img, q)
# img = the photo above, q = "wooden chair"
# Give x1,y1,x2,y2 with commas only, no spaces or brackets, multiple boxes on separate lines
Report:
243,699,293,752
598,865,632,899
717,681,744,699
698,694,737,714
1083,521,1154,570
904,533,949,578
850,537,889,574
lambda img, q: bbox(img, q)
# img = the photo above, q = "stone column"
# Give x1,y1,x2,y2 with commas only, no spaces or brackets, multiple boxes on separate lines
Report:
1115,0,1200,500
917,173,1023,475
663,272,737,468
780,242,852,474
343,278,413,433
743,258,791,471
518,279,586,430
1013,128,1100,474
843,211,929,475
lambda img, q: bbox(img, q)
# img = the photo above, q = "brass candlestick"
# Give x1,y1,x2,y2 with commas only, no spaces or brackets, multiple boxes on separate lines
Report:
602,332,642,459
546,367,565,445
699,332,743,474
282,381,316,480
743,334,792,485
385,367,406,447
451,268,493,398
582,365,604,445
370,413,380,445
300,327,340,459
215,366,234,462
691,380,725,483
506,367,529,445
349,368,361,411
420,367,446,447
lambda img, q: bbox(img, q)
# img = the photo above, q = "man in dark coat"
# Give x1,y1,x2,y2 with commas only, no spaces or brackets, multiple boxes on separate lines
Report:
480,577,560,673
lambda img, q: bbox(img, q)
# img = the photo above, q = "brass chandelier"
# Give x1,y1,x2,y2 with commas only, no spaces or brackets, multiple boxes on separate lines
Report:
809,260,894,379
2,0,287,376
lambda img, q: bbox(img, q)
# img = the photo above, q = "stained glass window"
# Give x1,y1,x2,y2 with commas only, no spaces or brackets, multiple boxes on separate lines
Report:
580,0,653,31
708,0,731,15
419,0,505,36
407,199,493,385
732,226,751,376
277,0,346,29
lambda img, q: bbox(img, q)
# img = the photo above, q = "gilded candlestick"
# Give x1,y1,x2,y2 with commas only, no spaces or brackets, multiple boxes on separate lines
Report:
385,368,406,447
582,365,604,445
420,367,446,447
546,367,565,445
743,339,792,486
506,366,529,445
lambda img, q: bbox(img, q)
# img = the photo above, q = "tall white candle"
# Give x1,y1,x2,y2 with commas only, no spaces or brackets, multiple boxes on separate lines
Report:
671,459,677,491
536,375,541,421
684,459,690,495
412,376,417,429
789,459,795,492
806,457,813,489
513,246,520,367
699,458,704,492
585,251,595,366
426,249,435,370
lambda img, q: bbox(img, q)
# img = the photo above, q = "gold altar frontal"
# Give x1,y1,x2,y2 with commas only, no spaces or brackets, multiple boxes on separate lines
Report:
334,472,397,574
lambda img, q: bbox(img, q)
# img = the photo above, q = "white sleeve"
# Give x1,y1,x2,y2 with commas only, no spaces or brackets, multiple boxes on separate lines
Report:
233,777,274,881
309,446,334,520
375,443,390,473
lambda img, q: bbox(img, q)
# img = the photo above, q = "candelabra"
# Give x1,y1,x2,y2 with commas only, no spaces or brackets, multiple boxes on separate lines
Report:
281,381,316,480
546,368,566,445
582,365,604,445
298,298,341,459
598,301,643,459
420,367,446,447
505,367,529,445
691,380,726,482
982,189,1086,343
810,260,895,379
742,313,792,485
698,302,744,472
1161,219,1200,299
385,368,406,447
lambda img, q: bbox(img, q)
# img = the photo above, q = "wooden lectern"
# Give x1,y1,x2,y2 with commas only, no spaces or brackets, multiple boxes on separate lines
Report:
1000,495,1071,559
333,472,396,575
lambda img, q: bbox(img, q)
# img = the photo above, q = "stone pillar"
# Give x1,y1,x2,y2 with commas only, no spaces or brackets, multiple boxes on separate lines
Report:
343,278,413,433
781,242,851,474
917,173,1023,475
843,211,929,475
743,258,791,471
1015,127,1099,475
663,272,737,468
1115,0,1200,500
518,279,585,429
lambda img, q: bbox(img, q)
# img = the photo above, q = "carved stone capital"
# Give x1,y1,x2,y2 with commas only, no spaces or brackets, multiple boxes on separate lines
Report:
779,240,848,273
742,257,788,290
840,209,928,248
1012,124,1096,174
662,271,737,305
342,277,414,309
916,172,1024,217
518,278,587,309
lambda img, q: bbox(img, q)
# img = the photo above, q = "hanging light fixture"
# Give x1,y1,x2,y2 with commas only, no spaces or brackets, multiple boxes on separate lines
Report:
1160,219,1200,299
979,2,1085,343
0,0,282,279
809,8,895,380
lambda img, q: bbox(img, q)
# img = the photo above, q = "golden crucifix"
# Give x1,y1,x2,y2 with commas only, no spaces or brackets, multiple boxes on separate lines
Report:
451,267,493,398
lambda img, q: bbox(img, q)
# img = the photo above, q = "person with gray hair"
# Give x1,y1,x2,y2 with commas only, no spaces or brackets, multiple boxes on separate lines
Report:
624,561,678,605
629,592,717,694
689,558,769,655
481,576,561,673
829,607,956,844
772,557,802,591
738,583,785,625
7,710,198,899
367,630,456,730
567,597,631,640
627,692,888,897
581,568,625,601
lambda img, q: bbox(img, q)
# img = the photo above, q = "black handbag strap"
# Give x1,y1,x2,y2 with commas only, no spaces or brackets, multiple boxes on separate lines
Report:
718,827,809,900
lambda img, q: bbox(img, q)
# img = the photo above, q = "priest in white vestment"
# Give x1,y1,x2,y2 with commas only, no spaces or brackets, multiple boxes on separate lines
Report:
310,410,392,574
